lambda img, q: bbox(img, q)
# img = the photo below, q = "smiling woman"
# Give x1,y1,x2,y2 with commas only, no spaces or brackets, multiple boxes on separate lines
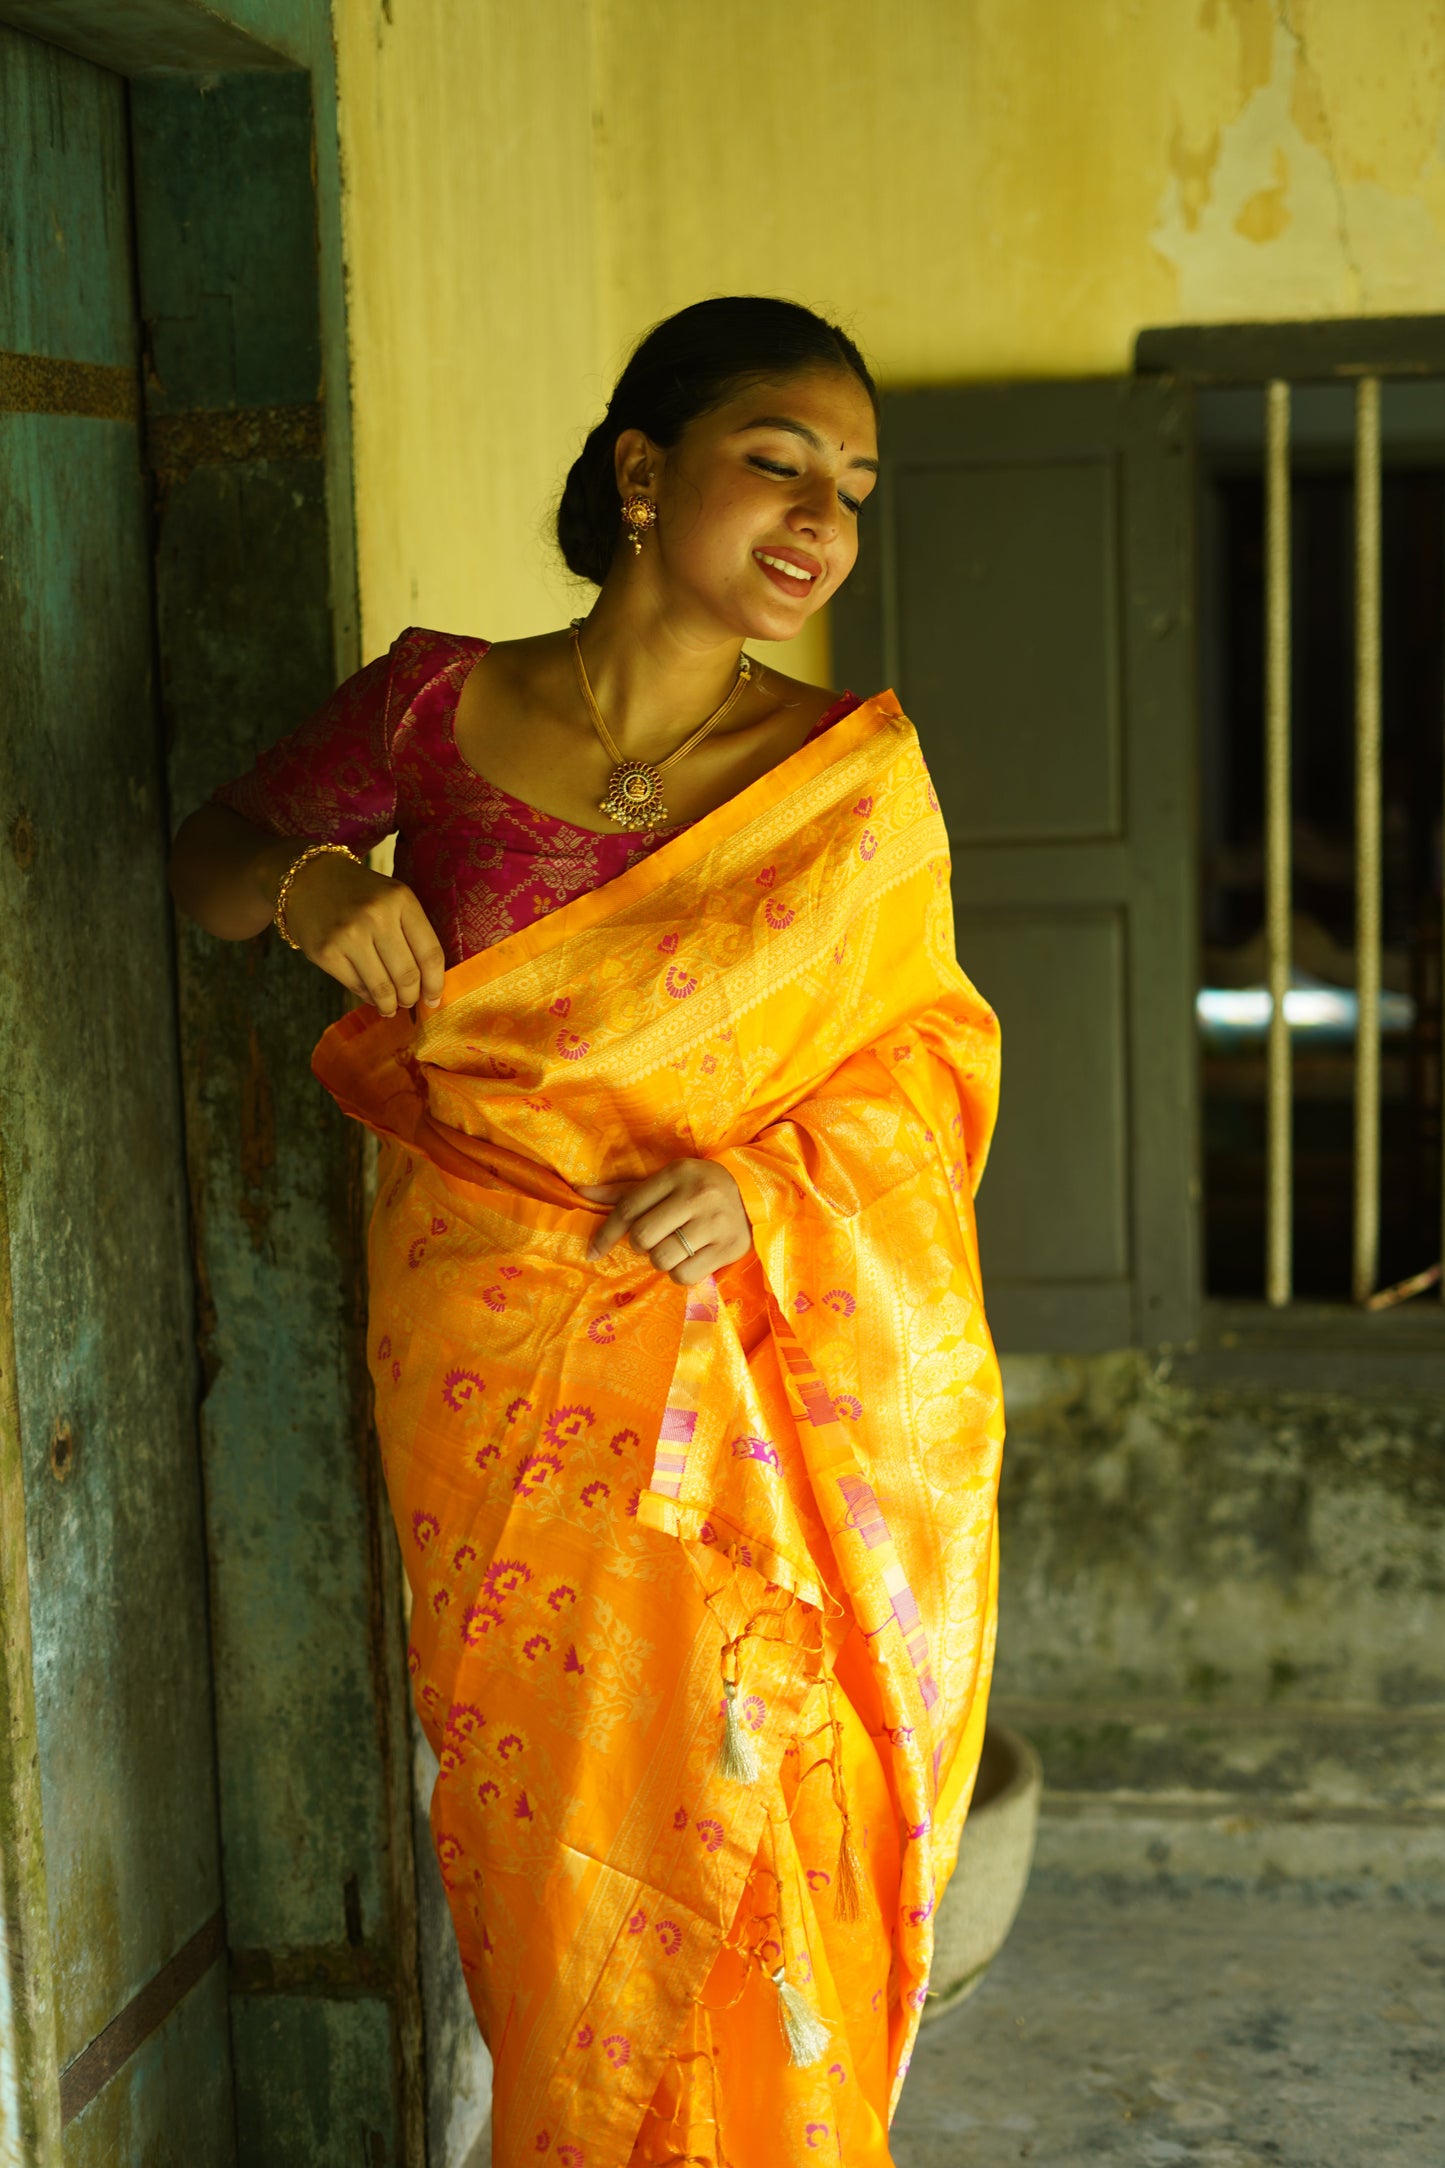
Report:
167,295,1005,2168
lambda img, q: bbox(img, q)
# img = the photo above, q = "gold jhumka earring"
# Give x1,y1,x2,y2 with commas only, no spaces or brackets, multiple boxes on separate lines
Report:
620,493,657,554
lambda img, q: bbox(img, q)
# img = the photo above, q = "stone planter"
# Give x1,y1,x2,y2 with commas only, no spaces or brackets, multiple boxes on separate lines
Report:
922,1723,1042,2021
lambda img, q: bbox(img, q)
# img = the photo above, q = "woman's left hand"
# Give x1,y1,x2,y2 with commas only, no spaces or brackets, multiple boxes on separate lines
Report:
575,1160,753,1284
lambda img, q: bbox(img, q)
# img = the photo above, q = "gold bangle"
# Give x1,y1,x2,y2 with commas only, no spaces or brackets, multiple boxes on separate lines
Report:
272,841,361,950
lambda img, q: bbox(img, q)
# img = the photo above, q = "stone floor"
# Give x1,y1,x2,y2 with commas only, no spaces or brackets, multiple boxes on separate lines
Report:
892,1886,1445,2167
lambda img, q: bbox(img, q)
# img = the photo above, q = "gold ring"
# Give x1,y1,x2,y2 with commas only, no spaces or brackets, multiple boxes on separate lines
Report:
675,1229,695,1259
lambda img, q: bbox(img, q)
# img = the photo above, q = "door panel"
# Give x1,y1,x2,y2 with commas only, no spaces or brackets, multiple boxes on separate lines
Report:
834,378,1199,1352
0,24,233,2157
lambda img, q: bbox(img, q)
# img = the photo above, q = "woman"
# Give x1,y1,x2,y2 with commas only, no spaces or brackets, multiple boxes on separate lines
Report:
171,296,1004,2167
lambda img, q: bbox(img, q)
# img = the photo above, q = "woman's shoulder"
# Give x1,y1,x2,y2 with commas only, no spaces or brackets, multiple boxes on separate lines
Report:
751,666,862,745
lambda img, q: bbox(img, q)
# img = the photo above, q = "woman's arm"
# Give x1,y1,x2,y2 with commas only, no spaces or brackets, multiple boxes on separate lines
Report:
169,802,446,1017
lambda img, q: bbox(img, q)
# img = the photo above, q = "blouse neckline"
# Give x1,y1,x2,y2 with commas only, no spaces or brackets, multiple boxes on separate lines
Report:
439,636,858,844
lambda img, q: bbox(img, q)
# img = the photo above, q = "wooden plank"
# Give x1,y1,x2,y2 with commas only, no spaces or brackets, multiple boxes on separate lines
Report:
1136,315,1445,383
0,0,291,75
0,22,233,2151
130,70,423,2162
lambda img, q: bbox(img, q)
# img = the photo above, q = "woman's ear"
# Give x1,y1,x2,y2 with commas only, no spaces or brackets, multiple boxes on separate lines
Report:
613,427,658,499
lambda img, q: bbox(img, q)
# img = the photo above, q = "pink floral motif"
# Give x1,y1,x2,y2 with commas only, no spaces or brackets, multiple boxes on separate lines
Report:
563,1644,584,1674
603,2035,631,2069
407,1645,421,1677
754,865,776,888
377,1335,392,1360
576,2024,594,2049
731,1435,779,1467
698,1521,716,1545
439,1745,462,1777
407,1237,428,1269
481,1286,507,1313
461,1604,504,1643
695,1819,724,1853
626,1490,640,1517
833,1394,863,1421
858,829,877,861
853,795,874,818
908,1816,931,1840
823,1288,857,1317
833,942,845,965
535,2134,550,2153
764,899,795,930
656,931,679,954
627,1909,647,1935
664,965,697,999
829,2063,847,2084
608,1427,638,1456
587,1316,615,1344
452,1542,477,1572
522,1634,551,1661
580,1481,609,1507
514,1791,533,1820
806,1867,832,1892
794,1292,813,1313
430,1215,448,1235
442,1368,485,1411
612,1290,635,1308
550,995,571,1017
474,1442,500,1469
437,1833,464,1871
948,1159,965,1191
701,1054,716,1074
499,1263,523,1279
908,1899,935,1926
447,1702,484,1738
482,1559,533,1602
742,1695,766,1734
477,1779,500,1805
926,780,940,811
557,2148,584,2167
515,1449,563,1496
411,1510,440,1550
506,1395,533,1425
673,1806,688,1830
805,2125,830,2149
545,1405,595,1446
431,1589,451,1615
391,1360,402,1384
654,1921,682,1958
556,1031,590,1060
547,1584,577,1612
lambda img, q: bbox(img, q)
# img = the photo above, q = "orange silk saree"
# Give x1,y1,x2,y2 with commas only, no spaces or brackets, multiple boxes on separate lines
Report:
313,692,1004,2167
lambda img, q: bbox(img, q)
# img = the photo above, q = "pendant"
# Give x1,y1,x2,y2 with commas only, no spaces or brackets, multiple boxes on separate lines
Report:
599,759,671,831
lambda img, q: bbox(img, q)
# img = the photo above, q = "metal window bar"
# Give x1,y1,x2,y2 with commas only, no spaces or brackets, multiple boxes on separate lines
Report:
1353,376,1383,1305
1264,381,1293,1306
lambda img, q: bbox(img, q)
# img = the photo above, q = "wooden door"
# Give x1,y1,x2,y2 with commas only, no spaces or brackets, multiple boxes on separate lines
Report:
0,23,235,2166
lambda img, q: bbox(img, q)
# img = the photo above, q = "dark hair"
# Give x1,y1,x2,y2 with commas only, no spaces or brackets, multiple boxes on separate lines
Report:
556,295,877,586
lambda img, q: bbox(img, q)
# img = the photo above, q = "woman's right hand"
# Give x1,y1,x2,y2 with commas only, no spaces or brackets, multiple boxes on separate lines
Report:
281,850,447,1018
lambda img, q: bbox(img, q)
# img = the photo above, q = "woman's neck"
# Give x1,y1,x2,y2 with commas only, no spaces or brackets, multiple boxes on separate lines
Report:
570,584,752,757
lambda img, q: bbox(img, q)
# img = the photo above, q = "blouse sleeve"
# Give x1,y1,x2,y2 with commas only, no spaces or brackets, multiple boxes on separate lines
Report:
209,643,400,850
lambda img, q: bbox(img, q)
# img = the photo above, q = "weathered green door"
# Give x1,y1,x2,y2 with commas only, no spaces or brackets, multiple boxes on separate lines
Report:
0,25,234,2162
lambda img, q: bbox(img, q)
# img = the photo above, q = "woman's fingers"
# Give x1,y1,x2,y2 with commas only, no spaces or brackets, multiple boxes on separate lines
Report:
584,1172,676,1260
373,923,426,1012
399,893,448,1008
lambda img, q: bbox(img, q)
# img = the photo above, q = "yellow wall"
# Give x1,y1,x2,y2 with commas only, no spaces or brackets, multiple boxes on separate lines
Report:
335,0,1445,677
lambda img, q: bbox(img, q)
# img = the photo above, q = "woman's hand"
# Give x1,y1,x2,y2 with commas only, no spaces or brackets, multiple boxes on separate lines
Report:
282,850,447,1018
576,1160,753,1284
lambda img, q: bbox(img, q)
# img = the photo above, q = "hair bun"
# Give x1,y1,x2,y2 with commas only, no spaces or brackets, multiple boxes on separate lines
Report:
557,418,620,587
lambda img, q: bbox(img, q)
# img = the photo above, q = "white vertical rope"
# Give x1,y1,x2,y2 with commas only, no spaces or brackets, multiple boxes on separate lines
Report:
1265,380,1293,1307
1353,376,1383,1305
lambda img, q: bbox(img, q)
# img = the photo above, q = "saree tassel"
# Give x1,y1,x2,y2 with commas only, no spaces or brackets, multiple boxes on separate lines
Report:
717,1678,760,1786
832,1820,864,1923
771,1966,830,2068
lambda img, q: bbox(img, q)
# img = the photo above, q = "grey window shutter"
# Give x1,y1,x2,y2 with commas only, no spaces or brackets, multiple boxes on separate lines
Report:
834,380,1199,1352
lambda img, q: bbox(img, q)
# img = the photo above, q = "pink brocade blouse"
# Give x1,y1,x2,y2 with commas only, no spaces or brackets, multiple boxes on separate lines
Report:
212,627,862,967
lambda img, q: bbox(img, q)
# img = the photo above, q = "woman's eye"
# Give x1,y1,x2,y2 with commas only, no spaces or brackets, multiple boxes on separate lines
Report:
840,492,863,515
747,455,796,478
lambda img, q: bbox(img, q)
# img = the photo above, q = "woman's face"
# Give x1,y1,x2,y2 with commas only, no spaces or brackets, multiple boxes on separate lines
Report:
616,367,880,644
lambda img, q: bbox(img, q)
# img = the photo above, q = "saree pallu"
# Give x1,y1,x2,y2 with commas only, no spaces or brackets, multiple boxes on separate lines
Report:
313,693,1004,2167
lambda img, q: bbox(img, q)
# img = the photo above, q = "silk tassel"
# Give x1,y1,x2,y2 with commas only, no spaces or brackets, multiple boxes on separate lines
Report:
771,1966,830,2068
717,1678,760,1785
833,1820,864,1923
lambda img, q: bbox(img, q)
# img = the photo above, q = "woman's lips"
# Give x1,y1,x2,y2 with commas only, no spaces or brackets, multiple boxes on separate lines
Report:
753,547,821,597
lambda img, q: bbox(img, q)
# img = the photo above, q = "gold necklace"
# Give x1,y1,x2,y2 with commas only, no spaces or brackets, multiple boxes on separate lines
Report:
569,621,753,832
